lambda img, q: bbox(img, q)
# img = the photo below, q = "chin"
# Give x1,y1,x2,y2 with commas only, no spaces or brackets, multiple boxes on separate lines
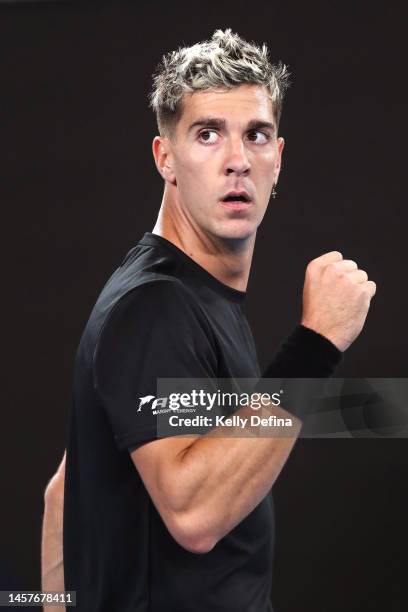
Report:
210,220,257,243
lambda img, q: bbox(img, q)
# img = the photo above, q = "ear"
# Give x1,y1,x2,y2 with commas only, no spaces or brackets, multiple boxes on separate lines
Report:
274,136,285,185
152,136,177,185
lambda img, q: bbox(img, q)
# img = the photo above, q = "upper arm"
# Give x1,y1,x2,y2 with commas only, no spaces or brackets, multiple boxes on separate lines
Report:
129,435,201,547
130,435,195,511
93,281,217,550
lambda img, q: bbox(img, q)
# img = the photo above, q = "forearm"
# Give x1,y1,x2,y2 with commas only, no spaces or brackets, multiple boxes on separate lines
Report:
170,402,301,547
42,486,64,589
41,455,65,608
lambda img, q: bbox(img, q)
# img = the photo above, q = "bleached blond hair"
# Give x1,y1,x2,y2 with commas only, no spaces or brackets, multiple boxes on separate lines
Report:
148,28,291,139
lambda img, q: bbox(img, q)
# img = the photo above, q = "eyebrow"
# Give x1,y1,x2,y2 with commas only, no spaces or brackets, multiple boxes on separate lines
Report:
187,116,276,134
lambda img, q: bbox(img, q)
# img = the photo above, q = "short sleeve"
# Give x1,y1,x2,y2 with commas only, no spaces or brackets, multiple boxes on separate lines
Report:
93,280,218,451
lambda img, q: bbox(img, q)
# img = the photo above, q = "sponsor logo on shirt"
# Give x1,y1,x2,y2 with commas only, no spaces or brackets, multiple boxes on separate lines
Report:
137,390,282,415
138,394,195,415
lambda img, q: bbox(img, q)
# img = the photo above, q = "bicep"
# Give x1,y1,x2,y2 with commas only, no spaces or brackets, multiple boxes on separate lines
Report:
129,434,202,546
130,434,199,513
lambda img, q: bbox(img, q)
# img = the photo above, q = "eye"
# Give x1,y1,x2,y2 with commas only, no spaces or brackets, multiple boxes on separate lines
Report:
247,130,270,144
198,129,219,144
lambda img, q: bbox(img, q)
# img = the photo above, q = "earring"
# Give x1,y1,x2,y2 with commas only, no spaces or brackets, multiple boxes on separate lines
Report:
272,183,277,199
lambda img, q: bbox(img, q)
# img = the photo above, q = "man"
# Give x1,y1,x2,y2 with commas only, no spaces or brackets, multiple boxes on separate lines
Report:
42,28,376,611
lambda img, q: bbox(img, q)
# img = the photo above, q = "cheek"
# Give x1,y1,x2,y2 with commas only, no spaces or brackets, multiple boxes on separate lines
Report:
260,148,278,167
254,158,277,188
181,157,217,193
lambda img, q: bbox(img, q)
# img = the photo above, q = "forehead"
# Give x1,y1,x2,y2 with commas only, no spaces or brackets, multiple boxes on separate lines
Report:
178,83,275,127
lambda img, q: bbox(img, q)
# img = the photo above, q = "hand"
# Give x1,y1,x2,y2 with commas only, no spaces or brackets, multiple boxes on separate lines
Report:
300,251,376,352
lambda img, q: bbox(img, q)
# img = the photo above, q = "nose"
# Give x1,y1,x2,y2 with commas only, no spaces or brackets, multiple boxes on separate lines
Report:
224,137,250,176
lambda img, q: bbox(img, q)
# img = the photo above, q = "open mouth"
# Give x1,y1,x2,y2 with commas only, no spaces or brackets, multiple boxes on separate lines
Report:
222,195,250,202
220,193,252,207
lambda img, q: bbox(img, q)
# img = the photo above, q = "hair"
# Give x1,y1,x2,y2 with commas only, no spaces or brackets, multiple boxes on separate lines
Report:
148,28,291,140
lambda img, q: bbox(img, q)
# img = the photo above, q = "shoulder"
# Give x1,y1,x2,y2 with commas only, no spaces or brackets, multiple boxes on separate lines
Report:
93,277,218,388
96,277,215,353
110,277,205,323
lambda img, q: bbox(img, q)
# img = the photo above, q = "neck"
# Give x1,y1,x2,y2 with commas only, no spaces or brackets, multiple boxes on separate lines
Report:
152,199,256,293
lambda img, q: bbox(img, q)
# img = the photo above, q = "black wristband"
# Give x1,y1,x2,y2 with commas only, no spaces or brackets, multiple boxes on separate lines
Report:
262,324,342,379
256,325,343,422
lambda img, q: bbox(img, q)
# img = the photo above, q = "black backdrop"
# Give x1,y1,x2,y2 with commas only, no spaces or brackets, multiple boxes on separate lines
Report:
1,1,407,610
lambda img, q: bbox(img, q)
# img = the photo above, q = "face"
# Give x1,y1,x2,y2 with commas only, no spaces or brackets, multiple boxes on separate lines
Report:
153,83,285,244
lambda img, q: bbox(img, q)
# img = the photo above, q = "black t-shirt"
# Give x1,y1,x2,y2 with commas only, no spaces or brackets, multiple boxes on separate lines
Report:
63,232,342,611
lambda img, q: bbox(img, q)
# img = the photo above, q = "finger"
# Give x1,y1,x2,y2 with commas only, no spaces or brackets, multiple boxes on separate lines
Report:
347,269,368,283
329,259,358,274
332,259,358,272
319,250,343,263
365,280,377,298
312,251,343,267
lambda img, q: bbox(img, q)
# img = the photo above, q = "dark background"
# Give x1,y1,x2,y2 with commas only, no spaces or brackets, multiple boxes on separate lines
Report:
1,1,407,610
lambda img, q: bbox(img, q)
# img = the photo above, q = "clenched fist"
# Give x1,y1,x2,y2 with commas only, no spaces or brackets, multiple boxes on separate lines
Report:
301,251,376,352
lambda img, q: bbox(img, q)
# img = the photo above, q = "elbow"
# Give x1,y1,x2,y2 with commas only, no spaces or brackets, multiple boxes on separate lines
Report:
158,471,217,554
169,511,218,554
178,533,217,555
175,532,217,555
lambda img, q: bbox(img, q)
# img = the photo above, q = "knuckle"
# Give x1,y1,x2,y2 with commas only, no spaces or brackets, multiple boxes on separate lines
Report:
306,259,318,274
363,281,375,297
338,259,358,271
327,262,344,277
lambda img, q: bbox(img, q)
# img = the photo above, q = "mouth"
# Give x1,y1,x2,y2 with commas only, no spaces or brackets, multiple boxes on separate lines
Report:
219,191,253,210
